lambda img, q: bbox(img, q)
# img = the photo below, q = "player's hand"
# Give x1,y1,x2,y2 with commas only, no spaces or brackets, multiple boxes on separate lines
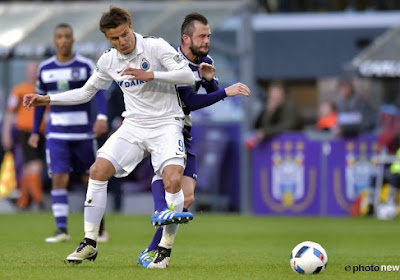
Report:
121,68,154,81
23,94,50,110
93,119,109,137
199,62,216,81
28,133,40,148
224,83,251,97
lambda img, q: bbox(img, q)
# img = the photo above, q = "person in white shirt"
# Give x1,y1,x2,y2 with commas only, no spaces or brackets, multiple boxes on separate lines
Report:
23,6,195,268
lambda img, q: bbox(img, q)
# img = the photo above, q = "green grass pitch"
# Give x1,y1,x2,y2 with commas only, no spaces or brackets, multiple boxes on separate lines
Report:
0,213,399,279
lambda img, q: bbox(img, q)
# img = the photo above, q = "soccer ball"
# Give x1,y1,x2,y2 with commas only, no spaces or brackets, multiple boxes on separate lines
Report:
376,203,397,220
290,241,328,274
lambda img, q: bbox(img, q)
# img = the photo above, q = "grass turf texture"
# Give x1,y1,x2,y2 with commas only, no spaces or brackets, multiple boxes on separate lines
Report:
0,213,399,279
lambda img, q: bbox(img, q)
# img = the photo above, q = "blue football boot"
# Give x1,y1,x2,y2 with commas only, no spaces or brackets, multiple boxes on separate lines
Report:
151,208,194,226
138,249,157,268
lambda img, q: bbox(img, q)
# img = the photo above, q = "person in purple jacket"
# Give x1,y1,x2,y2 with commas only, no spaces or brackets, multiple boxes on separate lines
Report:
138,12,250,268
29,23,109,243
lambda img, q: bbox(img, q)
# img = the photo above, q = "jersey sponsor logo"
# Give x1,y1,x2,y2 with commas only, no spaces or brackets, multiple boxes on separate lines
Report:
57,80,69,91
173,53,184,64
118,80,147,88
42,67,88,83
140,58,150,71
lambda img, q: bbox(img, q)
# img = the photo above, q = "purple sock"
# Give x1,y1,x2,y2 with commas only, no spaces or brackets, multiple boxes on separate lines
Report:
152,179,167,212
183,208,188,212
51,189,68,230
148,227,163,251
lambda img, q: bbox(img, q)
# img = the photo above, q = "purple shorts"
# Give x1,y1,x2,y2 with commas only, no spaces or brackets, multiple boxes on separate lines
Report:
183,135,197,181
46,138,96,176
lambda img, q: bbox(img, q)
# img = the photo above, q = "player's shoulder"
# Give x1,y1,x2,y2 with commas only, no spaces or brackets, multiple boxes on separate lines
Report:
97,48,116,67
38,56,57,71
199,55,214,65
142,34,162,42
75,53,95,68
142,34,170,48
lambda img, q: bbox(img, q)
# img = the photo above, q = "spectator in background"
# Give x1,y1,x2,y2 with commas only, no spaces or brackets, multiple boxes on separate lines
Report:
315,101,338,132
1,61,45,211
334,78,377,137
246,81,297,148
366,104,400,216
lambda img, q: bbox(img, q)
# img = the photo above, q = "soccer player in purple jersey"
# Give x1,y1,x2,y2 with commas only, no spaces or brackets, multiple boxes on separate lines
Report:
138,12,251,268
29,24,109,243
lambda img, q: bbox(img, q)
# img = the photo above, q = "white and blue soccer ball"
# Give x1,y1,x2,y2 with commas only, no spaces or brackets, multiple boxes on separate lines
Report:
290,241,328,275
376,203,397,220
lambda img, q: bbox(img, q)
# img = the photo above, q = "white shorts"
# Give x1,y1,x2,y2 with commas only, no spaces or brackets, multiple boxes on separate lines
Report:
97,119,186,178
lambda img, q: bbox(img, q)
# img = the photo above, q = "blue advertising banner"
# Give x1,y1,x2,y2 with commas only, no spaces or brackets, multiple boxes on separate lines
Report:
326,134,378,216
253,133,322,215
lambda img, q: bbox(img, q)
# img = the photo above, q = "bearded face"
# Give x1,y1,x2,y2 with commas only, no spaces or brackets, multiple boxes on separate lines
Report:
188,22,211,57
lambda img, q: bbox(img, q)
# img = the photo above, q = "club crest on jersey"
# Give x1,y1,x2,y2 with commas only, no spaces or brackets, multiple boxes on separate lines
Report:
71,68,81,81
173,53,183,64
140,58,150,71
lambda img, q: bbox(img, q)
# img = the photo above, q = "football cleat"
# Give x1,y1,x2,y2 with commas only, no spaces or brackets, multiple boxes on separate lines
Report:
65,239,97,264
97,230,109,243
137,249,157,268
45,228,70,243
151,209,194,226
147,246,171,269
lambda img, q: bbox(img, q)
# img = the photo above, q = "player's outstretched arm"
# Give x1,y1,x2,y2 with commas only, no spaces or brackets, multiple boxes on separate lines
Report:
224,83,251,97
179,82,250,112
178,86,226,112
122,67,194,85
23,94,50,109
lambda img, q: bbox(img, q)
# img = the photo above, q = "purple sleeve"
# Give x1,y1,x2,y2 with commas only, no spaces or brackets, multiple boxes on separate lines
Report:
178,86,226,112
94,90,107,115
32,106,46,134
202,78,219,93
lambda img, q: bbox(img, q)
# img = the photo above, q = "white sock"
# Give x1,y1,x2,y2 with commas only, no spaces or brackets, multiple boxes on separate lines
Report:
159,190,184,249
84,179,108,241
165,190,184,212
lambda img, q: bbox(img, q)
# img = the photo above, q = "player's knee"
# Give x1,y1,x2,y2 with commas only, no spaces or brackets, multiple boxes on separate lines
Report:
163,173,181,193
89,162,109,181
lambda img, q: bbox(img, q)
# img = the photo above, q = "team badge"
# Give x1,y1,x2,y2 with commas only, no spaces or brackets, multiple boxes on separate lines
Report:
71,68,80,81
140,58,150,71
173,53,183,64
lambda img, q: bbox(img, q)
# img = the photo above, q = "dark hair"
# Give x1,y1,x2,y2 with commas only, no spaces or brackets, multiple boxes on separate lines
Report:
99,6,132,34
54,23,73,35
337,78,355,94
268,80,287,95
181,12,208,41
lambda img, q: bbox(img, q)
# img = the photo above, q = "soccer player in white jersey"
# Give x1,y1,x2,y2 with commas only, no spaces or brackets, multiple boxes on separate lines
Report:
138,13,251,268
24,6,195,267
30,23,109,243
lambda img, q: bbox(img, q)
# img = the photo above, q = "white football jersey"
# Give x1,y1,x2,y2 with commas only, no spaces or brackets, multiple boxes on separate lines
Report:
90,32,188,126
